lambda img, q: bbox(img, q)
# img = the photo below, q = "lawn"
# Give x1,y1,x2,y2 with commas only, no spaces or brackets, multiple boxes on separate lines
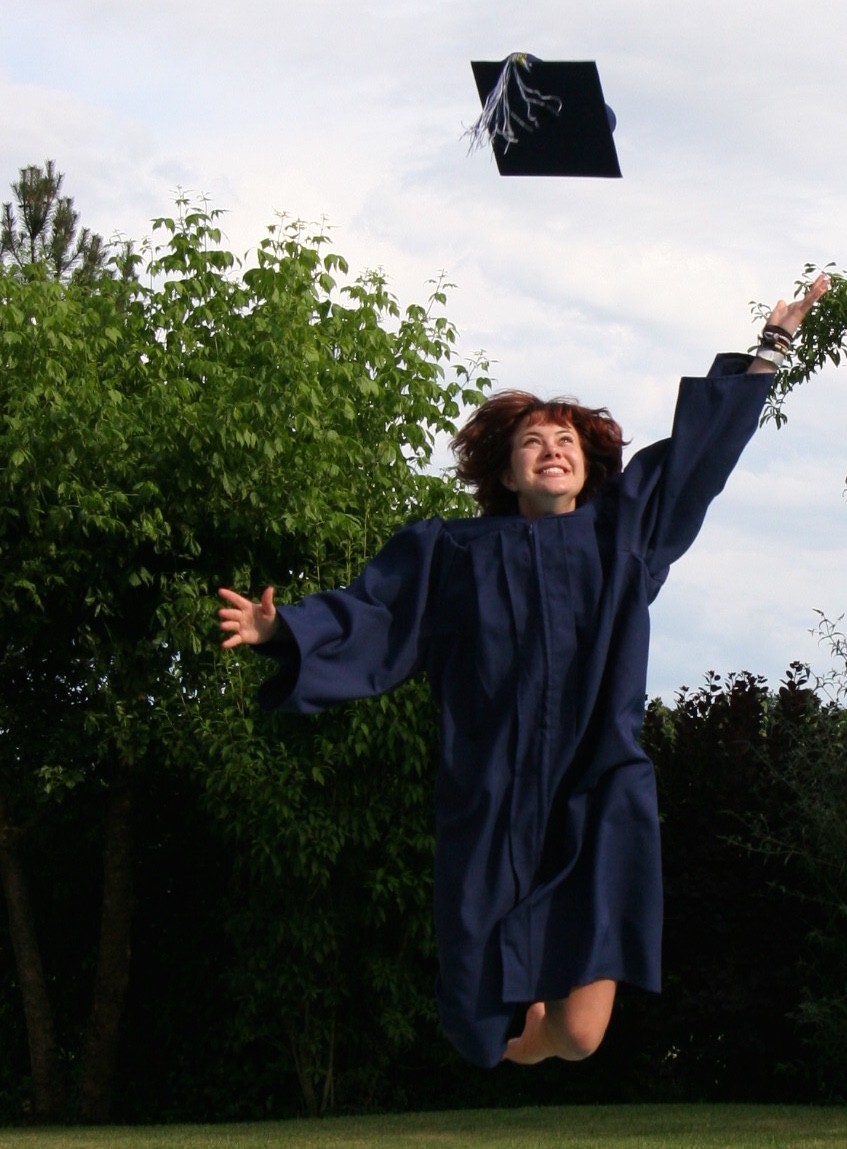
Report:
0,1105,844,1149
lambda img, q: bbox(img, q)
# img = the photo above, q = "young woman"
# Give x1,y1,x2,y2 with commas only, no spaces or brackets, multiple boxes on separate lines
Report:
219,275,829,1068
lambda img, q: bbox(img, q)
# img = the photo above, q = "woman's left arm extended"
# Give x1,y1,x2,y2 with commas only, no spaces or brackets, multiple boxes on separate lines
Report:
630,271,829,579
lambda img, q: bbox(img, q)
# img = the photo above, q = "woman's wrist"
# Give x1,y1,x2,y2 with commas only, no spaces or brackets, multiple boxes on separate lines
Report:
752,321,796,371
752,344,787,368
260,611,283,644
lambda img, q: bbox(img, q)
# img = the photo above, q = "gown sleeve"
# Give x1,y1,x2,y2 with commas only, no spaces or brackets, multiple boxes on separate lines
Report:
620,352,773,586
256,517,444,713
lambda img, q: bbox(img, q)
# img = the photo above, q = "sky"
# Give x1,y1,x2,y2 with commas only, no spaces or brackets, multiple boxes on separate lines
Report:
3,0,847,701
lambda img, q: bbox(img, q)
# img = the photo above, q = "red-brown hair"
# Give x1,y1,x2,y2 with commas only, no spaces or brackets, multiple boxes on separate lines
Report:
451,390,625,516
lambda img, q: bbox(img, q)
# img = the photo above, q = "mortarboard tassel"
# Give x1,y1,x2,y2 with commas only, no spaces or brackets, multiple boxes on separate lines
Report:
464,52,562,154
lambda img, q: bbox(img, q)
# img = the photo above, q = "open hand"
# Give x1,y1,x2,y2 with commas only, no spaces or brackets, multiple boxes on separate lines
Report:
766,272,830,338
218,585,279,648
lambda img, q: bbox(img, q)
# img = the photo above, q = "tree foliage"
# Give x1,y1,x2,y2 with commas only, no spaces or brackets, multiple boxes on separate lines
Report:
0,183,488,1119
639,665,847,1103
746,638,847,1099
0,160,110,284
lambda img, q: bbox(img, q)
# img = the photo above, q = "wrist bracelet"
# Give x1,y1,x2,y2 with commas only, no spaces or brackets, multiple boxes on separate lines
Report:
753,344,786,368
763,323,794,344
760,330,792,354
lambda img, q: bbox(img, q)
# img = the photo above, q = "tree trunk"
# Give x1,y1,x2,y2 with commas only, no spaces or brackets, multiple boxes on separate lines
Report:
77,764,135,1123
288,1007,336,1117
0,794,65,1122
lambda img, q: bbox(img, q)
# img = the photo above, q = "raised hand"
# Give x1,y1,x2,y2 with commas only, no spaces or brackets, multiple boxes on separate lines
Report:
766,272,830,338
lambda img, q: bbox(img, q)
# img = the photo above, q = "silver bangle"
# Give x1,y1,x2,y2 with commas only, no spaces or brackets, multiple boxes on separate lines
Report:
753,344,786,368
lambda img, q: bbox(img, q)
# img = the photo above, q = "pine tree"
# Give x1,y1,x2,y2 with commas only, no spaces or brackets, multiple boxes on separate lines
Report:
0,159,109,283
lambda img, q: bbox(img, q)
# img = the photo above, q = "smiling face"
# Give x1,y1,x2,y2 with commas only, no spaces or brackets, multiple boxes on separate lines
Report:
501,416,588,520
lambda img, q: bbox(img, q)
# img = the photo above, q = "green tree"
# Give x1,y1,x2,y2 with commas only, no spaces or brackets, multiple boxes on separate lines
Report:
147,204,488,1114
0,192,488,1119
745,640,847,1100
639,672,813,1101
636,664,847,1103
0,160,110,284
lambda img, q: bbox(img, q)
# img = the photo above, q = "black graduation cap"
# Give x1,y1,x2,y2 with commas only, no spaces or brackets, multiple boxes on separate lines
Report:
468,54,621,177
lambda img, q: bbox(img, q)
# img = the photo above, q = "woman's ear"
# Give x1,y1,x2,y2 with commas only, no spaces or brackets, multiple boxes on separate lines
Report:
500,469,517,492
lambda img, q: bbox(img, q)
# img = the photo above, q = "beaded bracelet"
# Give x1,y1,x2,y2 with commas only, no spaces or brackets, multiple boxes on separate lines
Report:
761,328,792,348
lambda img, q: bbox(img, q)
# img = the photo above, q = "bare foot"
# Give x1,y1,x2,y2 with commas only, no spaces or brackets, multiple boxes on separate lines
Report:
502,981,616,1065
501,1002,558,1065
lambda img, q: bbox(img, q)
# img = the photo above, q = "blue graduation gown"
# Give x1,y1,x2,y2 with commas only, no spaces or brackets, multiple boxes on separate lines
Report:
257,354,772,1067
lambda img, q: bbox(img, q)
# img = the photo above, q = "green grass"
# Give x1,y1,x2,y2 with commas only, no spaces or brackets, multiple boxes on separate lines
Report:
0,1106,845,1149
